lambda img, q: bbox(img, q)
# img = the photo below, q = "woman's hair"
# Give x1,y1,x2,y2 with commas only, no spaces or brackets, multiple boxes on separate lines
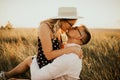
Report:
40,19,76,38
40,19,61,38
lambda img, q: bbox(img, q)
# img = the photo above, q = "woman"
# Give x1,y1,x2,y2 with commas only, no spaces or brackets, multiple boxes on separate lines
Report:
0,7,83,80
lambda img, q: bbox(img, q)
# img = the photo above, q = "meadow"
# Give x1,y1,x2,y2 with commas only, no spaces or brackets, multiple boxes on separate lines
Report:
0,28,120,80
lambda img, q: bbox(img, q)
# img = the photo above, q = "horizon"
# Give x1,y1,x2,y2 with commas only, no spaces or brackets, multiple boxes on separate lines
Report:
0,0,120,29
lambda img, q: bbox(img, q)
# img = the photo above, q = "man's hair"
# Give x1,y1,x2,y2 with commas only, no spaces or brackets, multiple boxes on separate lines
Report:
81,25,91,45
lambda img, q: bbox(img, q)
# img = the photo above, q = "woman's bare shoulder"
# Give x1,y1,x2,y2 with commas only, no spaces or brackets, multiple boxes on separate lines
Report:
39,23,48,28
38,22,51,38
38,23,50,31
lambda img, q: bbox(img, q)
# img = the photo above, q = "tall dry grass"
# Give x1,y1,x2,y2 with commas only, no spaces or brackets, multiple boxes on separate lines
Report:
0,28,120,80
80,29,120,80
0,28,37,79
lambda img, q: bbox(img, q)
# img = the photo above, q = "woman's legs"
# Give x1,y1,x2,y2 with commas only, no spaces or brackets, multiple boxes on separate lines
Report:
5,56,32,78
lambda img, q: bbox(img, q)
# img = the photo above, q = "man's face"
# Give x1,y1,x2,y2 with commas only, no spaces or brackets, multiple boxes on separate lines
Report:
66,27,82,39
66,27,85,44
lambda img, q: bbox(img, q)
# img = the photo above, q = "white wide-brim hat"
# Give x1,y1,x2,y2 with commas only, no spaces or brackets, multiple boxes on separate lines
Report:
52,7,83,19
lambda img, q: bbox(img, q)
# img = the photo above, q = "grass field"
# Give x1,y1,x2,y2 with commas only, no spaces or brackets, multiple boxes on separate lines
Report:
0,28,120,80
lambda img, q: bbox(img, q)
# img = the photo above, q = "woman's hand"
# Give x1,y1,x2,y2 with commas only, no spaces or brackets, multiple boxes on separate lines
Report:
77,48,83,59
67,46,83,59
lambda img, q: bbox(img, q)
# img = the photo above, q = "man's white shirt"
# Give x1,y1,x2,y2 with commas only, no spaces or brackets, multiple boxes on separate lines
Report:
30,43,82,80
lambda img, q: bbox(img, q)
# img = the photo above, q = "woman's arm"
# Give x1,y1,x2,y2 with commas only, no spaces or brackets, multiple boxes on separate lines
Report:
38,23,82,60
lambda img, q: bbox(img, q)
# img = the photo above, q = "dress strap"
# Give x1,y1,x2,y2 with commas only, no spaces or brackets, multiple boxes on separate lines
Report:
45,22,57,39
45,22,54,33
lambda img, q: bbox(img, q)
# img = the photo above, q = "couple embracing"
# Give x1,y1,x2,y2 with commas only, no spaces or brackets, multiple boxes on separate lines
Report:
0,7,91,80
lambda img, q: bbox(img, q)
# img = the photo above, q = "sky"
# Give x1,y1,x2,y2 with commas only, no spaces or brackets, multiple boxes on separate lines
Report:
0,0,120,29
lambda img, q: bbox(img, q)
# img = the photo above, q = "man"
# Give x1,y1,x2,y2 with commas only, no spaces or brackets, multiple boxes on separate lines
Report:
31,24,91,80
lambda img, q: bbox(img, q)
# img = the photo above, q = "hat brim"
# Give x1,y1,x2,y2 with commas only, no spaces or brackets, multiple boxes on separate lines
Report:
51,16,84,19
